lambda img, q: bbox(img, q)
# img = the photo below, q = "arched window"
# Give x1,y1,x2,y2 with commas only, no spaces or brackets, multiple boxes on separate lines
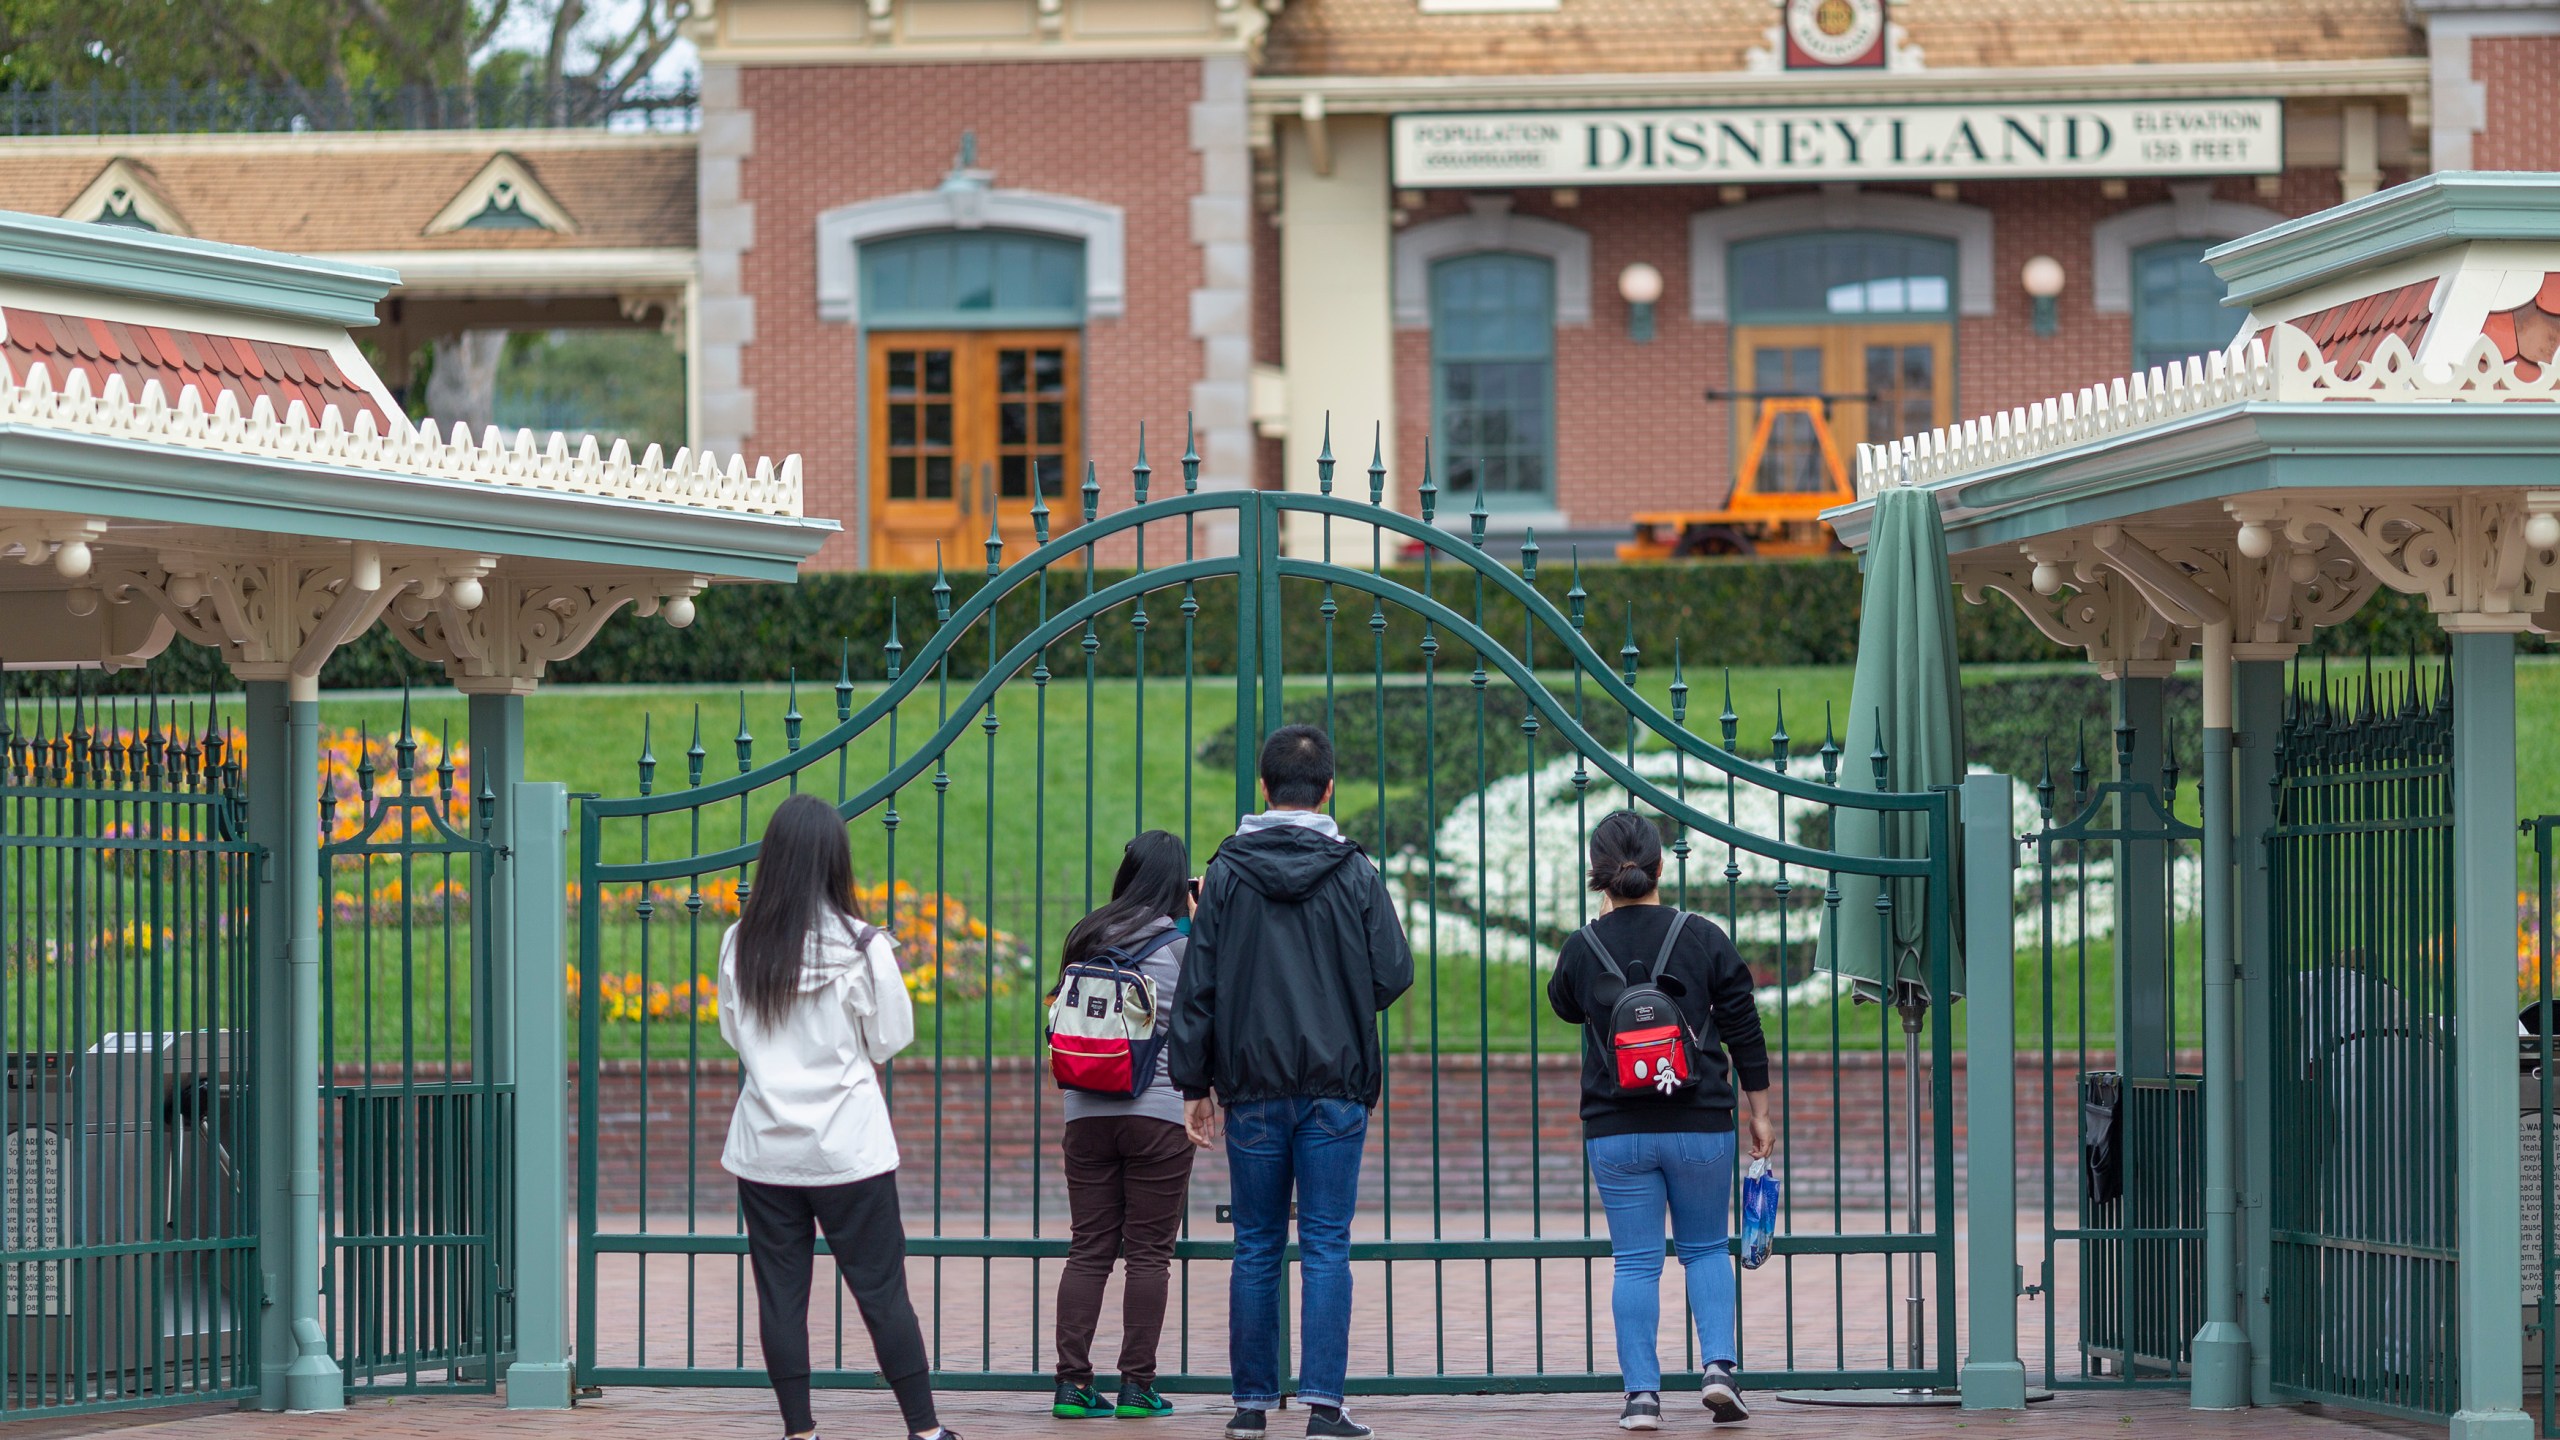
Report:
859,230,1084,330
1432,252,1556,504
1727,232,1958,323
2132,239,2238,373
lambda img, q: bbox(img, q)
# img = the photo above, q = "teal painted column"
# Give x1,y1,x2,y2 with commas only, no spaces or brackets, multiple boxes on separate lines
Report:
2230,657,2285,1407
505,782,574,1409
2450,631,2529,1440
2112,676,2170,1079
1960,772,2027,1409
2190,625,2248,1408
243,681,294,1410
283,689,343,1410
468,694,525,1081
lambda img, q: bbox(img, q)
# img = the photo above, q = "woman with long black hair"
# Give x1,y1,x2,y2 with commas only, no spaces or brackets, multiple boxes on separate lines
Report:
1050,829,1200,1421
1548,810,1774,1431
718,792,954,1440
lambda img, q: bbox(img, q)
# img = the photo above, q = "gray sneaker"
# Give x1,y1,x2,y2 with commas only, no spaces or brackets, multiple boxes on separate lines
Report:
1224,1410,1267,1440
1702,1363,1750,1424
1619,1392,1663,1430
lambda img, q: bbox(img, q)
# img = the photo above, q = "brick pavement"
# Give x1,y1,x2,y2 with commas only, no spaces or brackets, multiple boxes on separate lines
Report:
17,1382,2445,1440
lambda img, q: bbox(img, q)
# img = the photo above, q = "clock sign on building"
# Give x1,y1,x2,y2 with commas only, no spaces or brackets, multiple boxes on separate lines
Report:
1784,0,1890,71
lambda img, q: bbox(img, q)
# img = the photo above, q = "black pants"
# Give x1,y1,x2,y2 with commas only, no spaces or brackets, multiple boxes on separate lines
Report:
740,1173,937,1436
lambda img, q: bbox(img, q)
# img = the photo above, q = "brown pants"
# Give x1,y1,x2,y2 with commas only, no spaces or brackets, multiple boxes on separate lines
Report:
1055,1114,1196,1388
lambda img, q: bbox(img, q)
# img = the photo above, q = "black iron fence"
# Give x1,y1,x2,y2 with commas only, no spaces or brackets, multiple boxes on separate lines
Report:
0,78,699,137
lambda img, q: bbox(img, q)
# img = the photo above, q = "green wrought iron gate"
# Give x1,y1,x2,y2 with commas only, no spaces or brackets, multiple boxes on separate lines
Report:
0,692,260,1418
574,436,1959,1396
2265,664,2457,1421
2026,722,2206,1388
318,700,512,1393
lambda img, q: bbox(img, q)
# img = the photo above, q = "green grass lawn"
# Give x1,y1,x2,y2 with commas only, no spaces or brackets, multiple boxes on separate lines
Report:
309,657,2552,1065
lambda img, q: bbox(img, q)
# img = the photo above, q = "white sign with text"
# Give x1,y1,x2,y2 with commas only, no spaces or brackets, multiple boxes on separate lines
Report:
1390,99,2284,188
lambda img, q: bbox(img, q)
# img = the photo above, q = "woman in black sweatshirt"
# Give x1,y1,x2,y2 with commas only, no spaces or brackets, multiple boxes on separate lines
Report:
1547,810,1774,1431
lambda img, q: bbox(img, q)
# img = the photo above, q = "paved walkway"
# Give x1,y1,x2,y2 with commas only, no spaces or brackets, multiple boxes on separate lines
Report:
10,1385,2445,1440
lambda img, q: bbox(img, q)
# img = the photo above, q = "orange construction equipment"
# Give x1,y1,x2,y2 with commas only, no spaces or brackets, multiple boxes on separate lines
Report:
1619,394,1857,560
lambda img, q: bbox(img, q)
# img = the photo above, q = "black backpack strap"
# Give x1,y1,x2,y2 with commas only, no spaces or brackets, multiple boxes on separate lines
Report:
1576,923,1627,984
1648,911,1689,978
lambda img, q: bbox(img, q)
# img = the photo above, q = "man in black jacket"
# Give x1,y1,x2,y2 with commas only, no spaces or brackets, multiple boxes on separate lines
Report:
1168,725,1413,1440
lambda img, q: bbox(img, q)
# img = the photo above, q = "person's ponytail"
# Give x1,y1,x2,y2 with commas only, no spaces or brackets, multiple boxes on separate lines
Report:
1586,810,1663,902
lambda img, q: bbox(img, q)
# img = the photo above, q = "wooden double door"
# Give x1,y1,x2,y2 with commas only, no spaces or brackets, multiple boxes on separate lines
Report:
1731,322,1953,491
868,330,1078,571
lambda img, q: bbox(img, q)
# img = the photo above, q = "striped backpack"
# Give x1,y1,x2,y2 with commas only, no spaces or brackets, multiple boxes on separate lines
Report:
1045,930,1181,1099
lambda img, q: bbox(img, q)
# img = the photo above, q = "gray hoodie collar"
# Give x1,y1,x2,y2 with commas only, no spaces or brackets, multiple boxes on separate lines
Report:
1236,808,1342,839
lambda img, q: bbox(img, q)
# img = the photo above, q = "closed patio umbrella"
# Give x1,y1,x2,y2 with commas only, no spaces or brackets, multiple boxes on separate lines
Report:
1816,477,1967,1394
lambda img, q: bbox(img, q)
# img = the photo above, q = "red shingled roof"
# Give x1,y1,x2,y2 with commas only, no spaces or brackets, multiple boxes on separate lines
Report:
2291,279,2437,370
0,306,387,428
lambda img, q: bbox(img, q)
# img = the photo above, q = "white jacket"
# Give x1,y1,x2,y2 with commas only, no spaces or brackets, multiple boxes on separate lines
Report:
717,913,915,1187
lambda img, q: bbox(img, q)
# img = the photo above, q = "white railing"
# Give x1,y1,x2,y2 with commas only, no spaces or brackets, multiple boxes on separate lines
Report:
1853,322,2560,495
0,361,803,517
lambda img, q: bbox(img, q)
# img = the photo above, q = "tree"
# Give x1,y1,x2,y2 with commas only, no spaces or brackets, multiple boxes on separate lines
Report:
0,1,696,113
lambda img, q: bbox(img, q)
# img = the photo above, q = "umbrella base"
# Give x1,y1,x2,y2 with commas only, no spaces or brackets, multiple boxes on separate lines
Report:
1773,1388,2055,1408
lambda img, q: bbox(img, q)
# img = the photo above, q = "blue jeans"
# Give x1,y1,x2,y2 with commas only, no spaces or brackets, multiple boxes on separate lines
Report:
1588,1130,1738,1392
1224,1096,1367,1409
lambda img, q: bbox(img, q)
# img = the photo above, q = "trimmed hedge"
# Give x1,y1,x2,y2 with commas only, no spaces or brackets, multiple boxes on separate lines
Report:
25,557,2489,696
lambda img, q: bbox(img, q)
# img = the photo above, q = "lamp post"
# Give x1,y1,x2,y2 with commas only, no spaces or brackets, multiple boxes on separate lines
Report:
2022,255,2065,338
1619,261,1663,343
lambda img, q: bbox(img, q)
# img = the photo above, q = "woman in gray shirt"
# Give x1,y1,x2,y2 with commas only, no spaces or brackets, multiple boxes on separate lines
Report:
1052,830,1200,1420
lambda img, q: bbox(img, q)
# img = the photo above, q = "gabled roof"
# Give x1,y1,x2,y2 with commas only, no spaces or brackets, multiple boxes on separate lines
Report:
60,158,189,236
422,152,578,237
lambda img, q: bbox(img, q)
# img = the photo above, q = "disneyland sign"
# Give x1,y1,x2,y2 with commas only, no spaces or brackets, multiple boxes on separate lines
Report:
1390,99,2283,187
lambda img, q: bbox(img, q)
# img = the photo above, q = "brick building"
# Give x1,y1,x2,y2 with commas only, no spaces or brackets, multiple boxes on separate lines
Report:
7,4,2558,570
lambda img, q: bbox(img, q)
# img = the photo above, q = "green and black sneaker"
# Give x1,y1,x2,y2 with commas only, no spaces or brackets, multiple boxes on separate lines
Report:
1114,1384,1175,1419
1053,1382,1115,1419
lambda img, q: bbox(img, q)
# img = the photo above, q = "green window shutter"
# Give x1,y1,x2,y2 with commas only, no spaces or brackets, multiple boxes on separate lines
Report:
2132,238,2239,374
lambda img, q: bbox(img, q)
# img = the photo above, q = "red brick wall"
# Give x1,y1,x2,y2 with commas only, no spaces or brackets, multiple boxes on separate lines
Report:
1383,175,2353,534
2474,36,2560,172
564,1049,2116,1222
738,60,1207,569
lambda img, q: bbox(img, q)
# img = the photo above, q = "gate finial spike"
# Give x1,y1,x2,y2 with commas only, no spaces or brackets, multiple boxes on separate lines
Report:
395,680,417,785
1772,690,1790,771
931,544,952,623
985,496,1004,576
1821,702,1841,786
2037,741,2055,818
1182,412,1200,494
1669,639,1688,726
1469,476,1489,549
1368,424,1385,506
785,670,804,753
1030,472,1052,546
2113,714,2135,776
1520,527,1539,581
1418,439,1438,524
1132,421,1152,507
1618,606,1639,684
686,704,706,789
1869,708,1889,789
836,639,856,722
735,692,754,773
438,713,458,800
1316,413,1334,495
1719,669,1739,751
884,598,905,681
356,723,376,802
638,713,658,795
1080,460,1100,524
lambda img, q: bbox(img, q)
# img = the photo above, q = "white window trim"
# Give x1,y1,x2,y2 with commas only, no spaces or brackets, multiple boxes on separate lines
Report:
2091,183,2286,313
1393,196,1592,330
1688,189,1993,323
815,186,1126,323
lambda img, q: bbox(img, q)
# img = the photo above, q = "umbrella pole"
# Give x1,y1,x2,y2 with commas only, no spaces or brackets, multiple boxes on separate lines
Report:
1899,983,1927,1379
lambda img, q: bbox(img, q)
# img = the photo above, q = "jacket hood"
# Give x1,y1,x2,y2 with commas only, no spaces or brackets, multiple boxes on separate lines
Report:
1217,821,1365,903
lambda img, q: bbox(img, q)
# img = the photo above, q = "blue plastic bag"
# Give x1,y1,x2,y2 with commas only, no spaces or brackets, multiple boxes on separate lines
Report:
1738,1158,1780,1270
